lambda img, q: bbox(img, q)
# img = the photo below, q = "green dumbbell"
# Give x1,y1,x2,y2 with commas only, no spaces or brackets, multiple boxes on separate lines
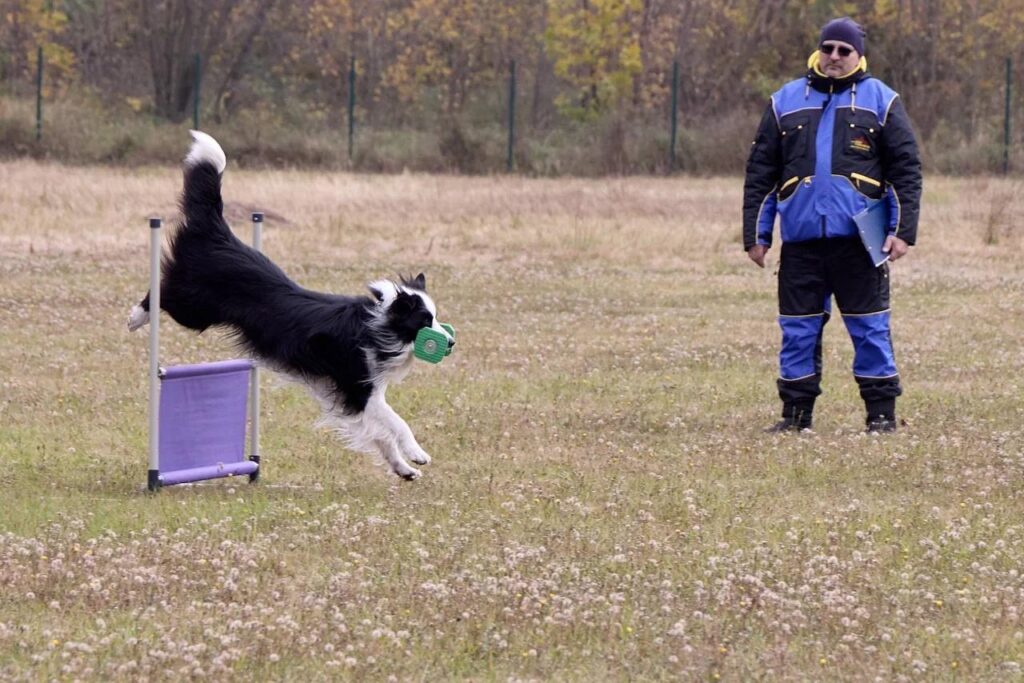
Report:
414,323,456,363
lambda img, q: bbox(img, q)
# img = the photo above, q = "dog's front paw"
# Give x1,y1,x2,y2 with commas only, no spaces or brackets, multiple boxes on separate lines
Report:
127,305,150,332
396,465,422,481
408,447,432,466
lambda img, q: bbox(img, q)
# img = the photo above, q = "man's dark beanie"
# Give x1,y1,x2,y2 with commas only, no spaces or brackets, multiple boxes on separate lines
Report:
820,17,866,55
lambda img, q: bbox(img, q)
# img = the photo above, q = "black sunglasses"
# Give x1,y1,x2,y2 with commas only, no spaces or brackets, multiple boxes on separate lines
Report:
820,43,854,57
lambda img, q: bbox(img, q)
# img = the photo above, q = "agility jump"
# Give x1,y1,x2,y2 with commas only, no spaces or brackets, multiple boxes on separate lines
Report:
145,213,265,490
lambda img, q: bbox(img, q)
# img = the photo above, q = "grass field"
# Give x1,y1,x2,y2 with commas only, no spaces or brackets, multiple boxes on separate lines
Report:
1,161,1023,681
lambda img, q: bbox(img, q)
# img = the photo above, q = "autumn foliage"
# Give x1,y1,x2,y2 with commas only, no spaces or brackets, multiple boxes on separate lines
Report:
1,0,1022,173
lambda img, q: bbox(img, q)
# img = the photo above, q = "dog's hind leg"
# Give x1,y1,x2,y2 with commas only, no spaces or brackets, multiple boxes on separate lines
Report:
127,293,151,331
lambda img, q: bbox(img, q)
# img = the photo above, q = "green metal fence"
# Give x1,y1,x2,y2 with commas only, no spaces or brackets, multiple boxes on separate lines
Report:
23,51,1018,176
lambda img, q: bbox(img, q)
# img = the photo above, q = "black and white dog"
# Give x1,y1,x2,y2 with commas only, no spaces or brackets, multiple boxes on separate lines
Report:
128,131,453,480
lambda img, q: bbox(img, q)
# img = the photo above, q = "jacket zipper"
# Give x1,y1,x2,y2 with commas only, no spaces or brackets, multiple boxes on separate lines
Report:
821,86,834,239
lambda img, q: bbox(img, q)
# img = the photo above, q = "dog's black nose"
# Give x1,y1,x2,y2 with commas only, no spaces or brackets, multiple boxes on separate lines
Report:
447,338,455,349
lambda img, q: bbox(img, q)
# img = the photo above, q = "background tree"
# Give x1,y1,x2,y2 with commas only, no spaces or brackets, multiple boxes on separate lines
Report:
545,0,643,120
0,0,74,91
138,0,277,122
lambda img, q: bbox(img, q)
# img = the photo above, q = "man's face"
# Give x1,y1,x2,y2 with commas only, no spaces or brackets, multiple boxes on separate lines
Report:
818,40,859,78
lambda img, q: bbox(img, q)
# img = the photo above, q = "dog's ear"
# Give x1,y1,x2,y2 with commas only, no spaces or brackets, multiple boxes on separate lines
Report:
369,279,400,304
401,272,426,291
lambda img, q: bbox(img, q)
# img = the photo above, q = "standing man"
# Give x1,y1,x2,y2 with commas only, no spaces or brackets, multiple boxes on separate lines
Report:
742,17,922,433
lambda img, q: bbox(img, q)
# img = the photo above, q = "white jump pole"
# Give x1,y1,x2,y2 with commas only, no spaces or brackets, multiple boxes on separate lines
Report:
248,212,263,481
147,217,162,491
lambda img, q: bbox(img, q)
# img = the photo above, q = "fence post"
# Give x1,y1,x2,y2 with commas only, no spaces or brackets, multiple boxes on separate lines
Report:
347,56,356,161
35,46,44,142
507,60,517,172
193,53,202,130
1005,56,1012,175
669,60,679,172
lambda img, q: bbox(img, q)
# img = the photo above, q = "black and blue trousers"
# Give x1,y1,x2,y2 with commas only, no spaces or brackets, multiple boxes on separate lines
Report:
777,237,901,419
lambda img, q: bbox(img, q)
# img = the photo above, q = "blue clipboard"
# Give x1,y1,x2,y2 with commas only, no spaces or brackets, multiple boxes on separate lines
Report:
852,199,891,267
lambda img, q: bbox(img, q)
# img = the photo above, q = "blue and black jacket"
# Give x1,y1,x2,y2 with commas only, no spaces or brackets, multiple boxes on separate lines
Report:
743,55,922,251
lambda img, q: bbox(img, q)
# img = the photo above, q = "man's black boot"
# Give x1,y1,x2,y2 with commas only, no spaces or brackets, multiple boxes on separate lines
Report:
766,403,813,432
865,399,897,433
866,415,897,433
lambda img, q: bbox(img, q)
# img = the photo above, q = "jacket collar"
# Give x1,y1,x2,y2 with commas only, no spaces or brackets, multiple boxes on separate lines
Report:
805,52,869,93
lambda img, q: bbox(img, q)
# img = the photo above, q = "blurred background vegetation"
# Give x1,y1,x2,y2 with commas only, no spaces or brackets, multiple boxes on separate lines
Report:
2,0,1023,175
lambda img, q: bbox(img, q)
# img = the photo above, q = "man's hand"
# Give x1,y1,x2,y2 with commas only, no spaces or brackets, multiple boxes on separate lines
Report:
882,235,909,261
747,244,768,268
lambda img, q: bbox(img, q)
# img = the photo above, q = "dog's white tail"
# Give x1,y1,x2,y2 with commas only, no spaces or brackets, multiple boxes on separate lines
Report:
184,130,227,174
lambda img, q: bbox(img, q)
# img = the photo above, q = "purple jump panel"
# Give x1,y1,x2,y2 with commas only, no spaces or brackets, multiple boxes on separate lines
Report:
158,359,256,486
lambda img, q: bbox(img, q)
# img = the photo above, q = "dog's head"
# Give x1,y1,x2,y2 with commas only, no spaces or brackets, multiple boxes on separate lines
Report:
368,273,454,350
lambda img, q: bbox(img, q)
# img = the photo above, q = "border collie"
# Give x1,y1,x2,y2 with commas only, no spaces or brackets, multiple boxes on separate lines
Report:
128,131,453,480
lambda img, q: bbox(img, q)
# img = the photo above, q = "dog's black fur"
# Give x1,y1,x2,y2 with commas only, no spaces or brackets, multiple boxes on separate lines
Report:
131,132,451,479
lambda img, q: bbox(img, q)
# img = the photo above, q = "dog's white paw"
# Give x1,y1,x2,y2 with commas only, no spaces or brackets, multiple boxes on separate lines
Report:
396,465,422,481
127,305,150,332
408,447,432,466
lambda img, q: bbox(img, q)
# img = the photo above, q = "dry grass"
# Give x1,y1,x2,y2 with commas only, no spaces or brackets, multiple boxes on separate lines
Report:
1,161,1023,681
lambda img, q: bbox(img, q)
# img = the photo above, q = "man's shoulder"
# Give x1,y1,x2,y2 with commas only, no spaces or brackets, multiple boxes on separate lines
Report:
858,76,898,100
855,77,901,121
770,78,815,115
771,77,809,100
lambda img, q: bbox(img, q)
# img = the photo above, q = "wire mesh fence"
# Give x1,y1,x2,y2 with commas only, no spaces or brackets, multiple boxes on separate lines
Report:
4,49,1021,176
